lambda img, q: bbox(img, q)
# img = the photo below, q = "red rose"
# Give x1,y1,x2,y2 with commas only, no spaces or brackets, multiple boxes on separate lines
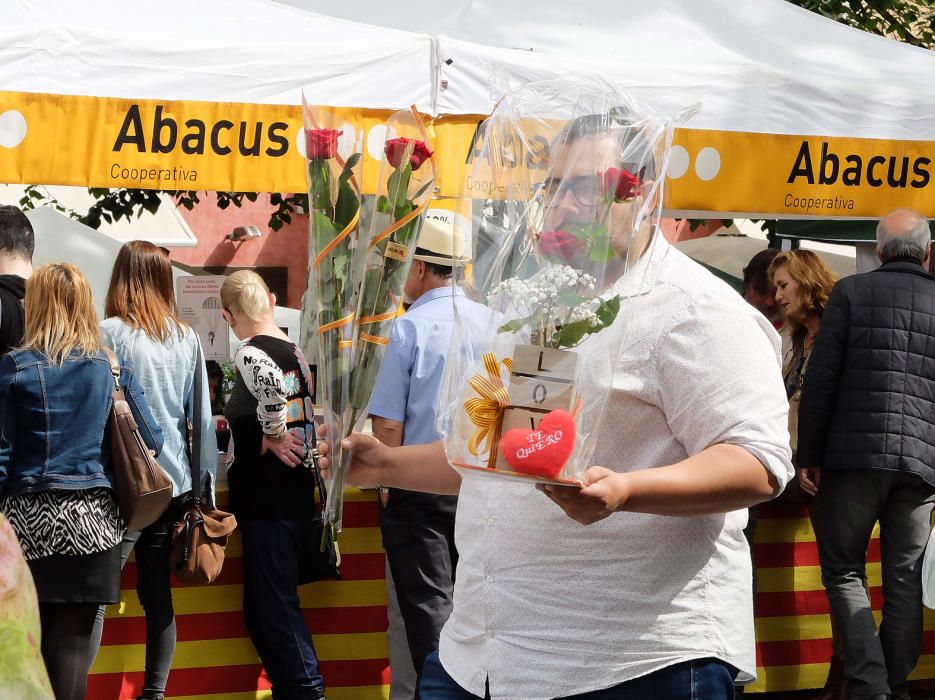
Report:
537,230,586,262
385,137,433,171
601,167,642,202
305,128,342,160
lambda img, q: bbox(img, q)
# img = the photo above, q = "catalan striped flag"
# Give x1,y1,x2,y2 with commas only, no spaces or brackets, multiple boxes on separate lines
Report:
87,493,935,697
87,488,391,700
748,500,935,692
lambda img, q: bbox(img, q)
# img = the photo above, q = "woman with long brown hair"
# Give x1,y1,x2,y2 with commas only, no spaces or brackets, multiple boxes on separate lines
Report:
90,241,216,700
769,249,844,700
0,263,162,700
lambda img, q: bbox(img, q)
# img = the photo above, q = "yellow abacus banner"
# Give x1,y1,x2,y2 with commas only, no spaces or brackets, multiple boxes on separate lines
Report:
3,90,935,217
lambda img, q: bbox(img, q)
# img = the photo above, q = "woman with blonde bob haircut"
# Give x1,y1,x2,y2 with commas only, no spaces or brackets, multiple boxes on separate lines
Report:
220,270,327,699
0,263,162,700
90,241,216,700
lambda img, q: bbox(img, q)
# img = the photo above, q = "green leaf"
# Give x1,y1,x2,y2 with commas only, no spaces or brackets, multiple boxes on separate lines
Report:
556,319,593,348
386,164,412,211
588,233,615,262
569,221,606,240
376,195,390,214
334,178,360,232
340,152,362,181
498,316,534,334
595,295,621,327
558,293,589,307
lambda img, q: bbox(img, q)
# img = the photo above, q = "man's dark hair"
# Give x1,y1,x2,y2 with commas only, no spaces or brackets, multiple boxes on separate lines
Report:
0,205,35,261
415,247,453,279
742,248,780,296
553,110,657,180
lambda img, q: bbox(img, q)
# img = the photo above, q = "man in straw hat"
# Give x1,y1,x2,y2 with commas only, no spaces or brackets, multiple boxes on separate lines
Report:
369,211,493,698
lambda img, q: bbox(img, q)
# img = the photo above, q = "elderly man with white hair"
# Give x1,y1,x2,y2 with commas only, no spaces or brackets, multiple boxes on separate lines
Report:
798,209,935,700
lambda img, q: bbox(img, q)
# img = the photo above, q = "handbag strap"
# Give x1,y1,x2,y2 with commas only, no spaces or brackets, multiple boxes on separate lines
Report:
308,426,326,513
102,348,126,402
188,337,206,508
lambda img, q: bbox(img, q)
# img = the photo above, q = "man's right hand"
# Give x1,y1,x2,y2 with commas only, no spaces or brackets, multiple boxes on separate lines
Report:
315,427,389,489
798,467,821,496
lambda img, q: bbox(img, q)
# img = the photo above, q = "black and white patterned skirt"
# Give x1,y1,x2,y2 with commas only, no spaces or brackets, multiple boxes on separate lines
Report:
1,488,125,603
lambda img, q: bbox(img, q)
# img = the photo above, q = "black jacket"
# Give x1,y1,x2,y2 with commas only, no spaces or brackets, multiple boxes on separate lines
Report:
0,274,25,356
797,258,935,486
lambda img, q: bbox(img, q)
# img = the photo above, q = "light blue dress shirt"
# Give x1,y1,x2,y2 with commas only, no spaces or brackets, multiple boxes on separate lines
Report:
369,286,491,446
100,318,216,503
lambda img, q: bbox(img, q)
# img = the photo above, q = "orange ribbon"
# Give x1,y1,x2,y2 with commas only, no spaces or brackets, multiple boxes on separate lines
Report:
318,312,355,350
313,209,360,271
368,200,428,251
464,353,513,466
359,332,390,346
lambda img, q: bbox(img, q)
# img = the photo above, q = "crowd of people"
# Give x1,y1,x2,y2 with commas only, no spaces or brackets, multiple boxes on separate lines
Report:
1,117,934,700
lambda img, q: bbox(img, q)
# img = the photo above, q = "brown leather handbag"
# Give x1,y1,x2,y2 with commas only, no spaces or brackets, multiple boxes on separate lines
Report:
104,349,173,533
170,501,237,585
169,341,237,585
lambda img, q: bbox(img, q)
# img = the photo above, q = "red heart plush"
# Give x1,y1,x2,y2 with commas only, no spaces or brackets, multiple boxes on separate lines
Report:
499,410,576,479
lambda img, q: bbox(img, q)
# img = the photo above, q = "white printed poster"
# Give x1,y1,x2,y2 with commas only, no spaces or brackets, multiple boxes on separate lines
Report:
176,276,229,361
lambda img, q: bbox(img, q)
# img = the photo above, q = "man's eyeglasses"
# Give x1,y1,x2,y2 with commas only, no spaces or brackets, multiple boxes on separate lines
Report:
538,175,603,207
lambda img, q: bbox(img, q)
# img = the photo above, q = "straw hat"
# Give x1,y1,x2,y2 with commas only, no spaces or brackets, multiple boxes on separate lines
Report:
413,212,472,266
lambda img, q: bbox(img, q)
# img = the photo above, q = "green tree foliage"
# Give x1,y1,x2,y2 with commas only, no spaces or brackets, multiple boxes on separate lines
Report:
788,0,935,49
18,184,307,233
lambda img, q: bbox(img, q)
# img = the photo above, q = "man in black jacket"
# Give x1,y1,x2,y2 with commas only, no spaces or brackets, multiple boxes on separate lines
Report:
798,209,935,700
0,205,34,355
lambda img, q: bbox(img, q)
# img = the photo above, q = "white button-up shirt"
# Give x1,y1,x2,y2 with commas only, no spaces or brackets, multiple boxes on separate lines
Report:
439,237,793,699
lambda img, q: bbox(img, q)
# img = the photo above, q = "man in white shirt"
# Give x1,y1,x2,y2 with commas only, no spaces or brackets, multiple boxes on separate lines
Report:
320,114,793,700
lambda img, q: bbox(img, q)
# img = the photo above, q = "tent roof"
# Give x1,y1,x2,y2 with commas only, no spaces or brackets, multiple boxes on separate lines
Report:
277,0,935,139
1,0,434,110
4,0,934,137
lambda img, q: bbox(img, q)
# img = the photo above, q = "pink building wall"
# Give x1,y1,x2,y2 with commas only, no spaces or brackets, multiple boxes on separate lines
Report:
167,193,720,310
170,193,309,309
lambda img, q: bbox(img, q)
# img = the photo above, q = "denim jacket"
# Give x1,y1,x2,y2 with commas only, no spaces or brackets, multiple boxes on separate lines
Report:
0,348,163,497
101,318,216,505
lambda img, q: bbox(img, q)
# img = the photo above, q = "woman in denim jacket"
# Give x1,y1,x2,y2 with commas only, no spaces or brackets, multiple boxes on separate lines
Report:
89,241,216,700
0,263,163,700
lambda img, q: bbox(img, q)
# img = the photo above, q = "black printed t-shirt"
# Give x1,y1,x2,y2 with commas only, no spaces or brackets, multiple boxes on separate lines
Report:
225,334,317,521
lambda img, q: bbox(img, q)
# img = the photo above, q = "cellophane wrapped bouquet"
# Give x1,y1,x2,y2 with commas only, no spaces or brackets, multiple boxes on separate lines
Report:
302,100,436,538
439,77,681,484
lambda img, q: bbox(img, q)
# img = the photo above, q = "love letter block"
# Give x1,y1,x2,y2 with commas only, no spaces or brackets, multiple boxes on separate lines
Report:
507,345,580,412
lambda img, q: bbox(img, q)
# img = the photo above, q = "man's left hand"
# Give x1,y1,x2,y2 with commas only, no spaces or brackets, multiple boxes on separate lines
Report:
538,466,629,525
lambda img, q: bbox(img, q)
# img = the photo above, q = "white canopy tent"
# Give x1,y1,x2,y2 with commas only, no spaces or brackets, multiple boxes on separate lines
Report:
275,0,935,139
3,0,933,136
0,0,434,110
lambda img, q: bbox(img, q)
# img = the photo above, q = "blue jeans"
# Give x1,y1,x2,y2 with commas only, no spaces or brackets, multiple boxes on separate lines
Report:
419,651,736,699
242,519,325,700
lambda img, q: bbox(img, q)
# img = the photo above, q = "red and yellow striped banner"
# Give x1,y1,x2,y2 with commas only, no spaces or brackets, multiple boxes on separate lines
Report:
87,489,390,700
86,493,935,697
749,501,935,692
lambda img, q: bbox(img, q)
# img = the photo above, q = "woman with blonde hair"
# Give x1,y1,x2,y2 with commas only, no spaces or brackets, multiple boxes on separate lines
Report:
769,249,838,462
769,249,844,700
0,263,162,700
89,240,216,700
220,270,326,700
